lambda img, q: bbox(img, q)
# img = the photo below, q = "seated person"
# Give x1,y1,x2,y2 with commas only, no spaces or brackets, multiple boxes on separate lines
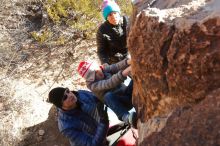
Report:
48,87,109,146
77,58,137,128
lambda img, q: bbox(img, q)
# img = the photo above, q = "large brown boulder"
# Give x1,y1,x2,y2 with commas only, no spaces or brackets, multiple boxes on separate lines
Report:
140,89,220,146
128,0,220,145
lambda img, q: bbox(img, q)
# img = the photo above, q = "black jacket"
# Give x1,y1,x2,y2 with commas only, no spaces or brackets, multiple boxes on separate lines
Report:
96,16,128,64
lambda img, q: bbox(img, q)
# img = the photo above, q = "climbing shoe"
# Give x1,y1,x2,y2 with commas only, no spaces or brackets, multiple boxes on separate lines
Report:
128,112,137,129
122,112,137,129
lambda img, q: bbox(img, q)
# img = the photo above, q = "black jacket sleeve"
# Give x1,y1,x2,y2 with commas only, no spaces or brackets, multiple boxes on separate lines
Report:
96,27,109,64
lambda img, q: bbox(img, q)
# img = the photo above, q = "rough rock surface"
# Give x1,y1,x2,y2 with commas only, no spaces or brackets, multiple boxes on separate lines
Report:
140,89,220,146
128,0,220,145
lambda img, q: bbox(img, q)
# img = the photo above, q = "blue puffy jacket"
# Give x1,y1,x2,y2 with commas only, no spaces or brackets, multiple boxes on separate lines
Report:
57,90,108,146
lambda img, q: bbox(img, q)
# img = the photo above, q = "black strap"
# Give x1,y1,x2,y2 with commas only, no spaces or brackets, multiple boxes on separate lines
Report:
107,122,128,136
131,128,138,140
110,124,130,146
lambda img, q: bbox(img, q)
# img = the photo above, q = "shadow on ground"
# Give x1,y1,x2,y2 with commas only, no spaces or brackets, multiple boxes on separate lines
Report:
17,106,70,146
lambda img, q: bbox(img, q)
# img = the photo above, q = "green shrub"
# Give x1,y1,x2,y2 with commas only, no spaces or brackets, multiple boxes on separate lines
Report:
31,30,52,43
44,0,132,37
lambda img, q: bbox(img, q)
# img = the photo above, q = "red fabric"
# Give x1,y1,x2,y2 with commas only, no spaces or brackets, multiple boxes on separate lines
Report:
116,129,138,146
77,61,92,77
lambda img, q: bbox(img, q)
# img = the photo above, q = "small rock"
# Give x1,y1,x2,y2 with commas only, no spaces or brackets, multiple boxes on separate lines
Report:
0,103,3,110
38,129,45,136
37,136,43,142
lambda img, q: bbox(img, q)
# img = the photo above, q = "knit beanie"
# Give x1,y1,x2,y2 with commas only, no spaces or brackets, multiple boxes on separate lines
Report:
77,61,100,82
48,87,66,108
102,0,121,20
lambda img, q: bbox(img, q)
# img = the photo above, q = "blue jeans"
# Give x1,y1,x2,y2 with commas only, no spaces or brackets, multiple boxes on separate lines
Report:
104,80,133,121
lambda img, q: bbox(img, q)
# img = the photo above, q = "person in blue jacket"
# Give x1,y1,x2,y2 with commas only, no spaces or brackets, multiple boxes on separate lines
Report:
48,87,109,146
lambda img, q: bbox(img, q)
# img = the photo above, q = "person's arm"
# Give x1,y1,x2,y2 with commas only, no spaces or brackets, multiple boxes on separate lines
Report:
62,123,108,146
122,66,131,77
96,28,109,64
123,15,130,36
104,58,131,74
89,71,127,92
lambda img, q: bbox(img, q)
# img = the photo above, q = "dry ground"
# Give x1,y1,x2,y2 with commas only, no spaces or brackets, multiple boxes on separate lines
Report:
0,40,100,146
0,1,103,145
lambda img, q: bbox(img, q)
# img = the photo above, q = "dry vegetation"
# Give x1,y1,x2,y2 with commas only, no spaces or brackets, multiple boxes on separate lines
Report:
0,0,132,145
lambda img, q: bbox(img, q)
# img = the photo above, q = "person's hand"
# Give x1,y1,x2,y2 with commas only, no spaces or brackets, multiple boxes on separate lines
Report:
127,59,131,65
102,63,109,69
97,102,109,124
122,66,131,77
114,53,124,60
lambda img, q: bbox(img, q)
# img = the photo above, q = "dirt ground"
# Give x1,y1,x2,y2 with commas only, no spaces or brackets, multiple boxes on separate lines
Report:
18,106,71,146
0,0,106,145
0,39,105,145
0,39,102,146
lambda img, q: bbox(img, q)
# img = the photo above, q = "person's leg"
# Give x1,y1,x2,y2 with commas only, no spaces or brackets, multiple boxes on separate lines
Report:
113,81,137,128
104,91,137,128
124,80,133,96
104,92,130,121
115,94,133,110
113,80,133,110
113,80,133,96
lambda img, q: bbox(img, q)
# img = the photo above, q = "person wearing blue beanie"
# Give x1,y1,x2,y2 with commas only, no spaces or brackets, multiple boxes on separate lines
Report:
97,0,129,64
102,0,121,20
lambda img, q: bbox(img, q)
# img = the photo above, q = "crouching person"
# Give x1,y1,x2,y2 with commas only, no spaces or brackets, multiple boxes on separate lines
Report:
48,87,109,146
77,58,137,129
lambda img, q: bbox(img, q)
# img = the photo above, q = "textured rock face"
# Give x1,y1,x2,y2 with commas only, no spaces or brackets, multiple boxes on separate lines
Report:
128,0,220,145
140,89,220,146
